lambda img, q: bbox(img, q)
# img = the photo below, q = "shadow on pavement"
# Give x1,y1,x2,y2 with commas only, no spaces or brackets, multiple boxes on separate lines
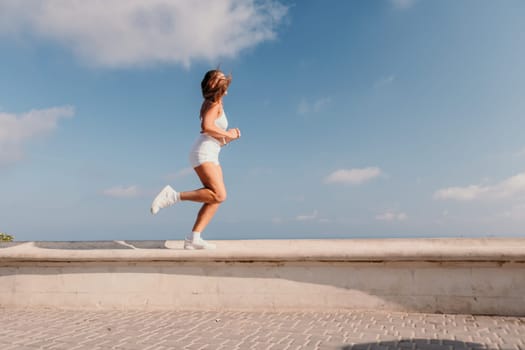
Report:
341,338,489,350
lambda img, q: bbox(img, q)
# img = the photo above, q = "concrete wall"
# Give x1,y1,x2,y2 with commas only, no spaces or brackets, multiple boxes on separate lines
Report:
1,239,524,315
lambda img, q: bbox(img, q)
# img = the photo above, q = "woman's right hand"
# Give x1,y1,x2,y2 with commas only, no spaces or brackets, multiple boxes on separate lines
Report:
228,128,241,139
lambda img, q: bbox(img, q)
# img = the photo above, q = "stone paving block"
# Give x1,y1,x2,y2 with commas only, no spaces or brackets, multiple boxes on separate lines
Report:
1,309,525,349
496,344,520,350
317,344,345,350
358,332,381,342
0,343,21,350
112,342,152,350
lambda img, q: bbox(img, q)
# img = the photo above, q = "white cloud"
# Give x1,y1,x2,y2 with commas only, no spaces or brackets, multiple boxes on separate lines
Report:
274,210,331,224
376,210,408,221
296,210,318,221
103,185,141,199
0,0,288,68
433,185,488,201
0,106,74,166
390,0,417,10
324,167,382,185
298,97,331,115
434,172,525,201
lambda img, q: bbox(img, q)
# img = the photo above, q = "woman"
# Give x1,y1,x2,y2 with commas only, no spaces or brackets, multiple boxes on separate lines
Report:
150,69,241,249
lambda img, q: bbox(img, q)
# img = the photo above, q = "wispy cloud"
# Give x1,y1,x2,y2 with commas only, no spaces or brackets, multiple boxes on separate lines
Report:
434,172,525,201
298,97,332,115
296,210,318,221
271,217,283,224
284,194,305,202
514,147,525,158
324,167,382,185
103,185,142,199
375,210,408,222
390,0,418,10
272,210,331,224
500,203,525,221
374,74,396,88
164,167,193,181
0,0,288,68
0,106,74,167
249,167,274,176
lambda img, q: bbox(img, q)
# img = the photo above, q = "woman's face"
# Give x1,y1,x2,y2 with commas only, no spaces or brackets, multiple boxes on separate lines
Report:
218,73,228,96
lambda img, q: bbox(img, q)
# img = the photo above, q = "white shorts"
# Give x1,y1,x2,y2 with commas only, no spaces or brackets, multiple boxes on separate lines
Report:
189,134,221,168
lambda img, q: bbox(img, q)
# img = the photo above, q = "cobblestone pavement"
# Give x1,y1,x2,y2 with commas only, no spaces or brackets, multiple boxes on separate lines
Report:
0,309,524,350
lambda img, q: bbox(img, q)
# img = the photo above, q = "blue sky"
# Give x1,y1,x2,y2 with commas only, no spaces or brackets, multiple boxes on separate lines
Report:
1,0,524,241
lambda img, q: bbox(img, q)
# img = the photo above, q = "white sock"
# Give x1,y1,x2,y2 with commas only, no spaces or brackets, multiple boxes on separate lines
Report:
190,231,201,241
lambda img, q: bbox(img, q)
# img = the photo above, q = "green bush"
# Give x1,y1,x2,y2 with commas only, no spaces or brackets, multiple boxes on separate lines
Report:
0,233,14,242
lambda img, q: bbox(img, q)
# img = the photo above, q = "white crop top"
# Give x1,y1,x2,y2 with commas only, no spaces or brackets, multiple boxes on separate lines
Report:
214,110,228,130
200,109,228,131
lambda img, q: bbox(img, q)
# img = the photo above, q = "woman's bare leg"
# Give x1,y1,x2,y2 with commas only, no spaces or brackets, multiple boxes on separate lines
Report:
180,163,226,233
192,203,221,233
179,186,221,203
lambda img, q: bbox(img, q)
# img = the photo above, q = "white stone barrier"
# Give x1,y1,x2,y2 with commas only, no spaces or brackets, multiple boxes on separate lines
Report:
1,238,524,315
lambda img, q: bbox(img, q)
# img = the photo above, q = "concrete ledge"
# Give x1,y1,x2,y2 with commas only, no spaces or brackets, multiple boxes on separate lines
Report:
1,238,525,315
1,238,524,262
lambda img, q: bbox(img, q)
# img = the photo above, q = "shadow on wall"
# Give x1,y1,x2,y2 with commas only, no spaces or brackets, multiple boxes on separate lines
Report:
0,241,173,249
1,241,170,250
340,339,489,350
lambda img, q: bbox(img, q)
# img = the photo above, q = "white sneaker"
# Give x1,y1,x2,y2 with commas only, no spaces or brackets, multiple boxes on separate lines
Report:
150,185,178,215
184,238,216,250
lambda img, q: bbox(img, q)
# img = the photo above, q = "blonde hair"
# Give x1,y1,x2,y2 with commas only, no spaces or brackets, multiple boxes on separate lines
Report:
201,70,232,102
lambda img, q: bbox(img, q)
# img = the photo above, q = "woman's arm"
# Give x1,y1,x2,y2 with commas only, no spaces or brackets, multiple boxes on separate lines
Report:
200,102,240,141
221,133,241,146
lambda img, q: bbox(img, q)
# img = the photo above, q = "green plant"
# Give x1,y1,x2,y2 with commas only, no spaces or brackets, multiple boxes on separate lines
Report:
0,233,14,242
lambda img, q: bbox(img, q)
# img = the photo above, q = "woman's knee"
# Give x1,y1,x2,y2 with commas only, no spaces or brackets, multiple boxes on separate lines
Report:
212,189,227,203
